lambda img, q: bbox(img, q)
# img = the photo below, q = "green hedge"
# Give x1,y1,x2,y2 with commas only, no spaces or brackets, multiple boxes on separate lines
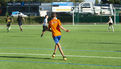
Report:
74,13,121,23
74,13,109,23
0,16,44,24
0,15,120,24
0,16,6,24
0,16,72,25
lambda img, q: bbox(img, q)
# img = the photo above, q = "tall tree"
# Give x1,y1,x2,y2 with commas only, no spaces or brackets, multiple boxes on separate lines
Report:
95,0,99,4
0,0,6,6
114,0,120,4
1,0,84,4
101,0,121,4
109,0,114,4
74,0,84,2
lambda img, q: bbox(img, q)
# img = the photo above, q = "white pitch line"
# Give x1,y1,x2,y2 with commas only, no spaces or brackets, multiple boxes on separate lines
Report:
0,53,121,59
66,55,121,59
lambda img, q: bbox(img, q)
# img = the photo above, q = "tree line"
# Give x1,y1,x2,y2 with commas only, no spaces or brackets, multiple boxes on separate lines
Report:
0,0,84,6
0,0,121,6
101,0,121,4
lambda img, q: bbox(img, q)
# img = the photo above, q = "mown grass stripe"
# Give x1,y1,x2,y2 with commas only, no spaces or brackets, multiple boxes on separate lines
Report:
0,47,121,53
0,53,121,59
0,60,121,68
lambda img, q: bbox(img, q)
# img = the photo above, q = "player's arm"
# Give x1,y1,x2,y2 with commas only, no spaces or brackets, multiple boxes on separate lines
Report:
22,17,25,22
107,20,110,24
60,25,70,32
11,17,13,23
58,20,69,32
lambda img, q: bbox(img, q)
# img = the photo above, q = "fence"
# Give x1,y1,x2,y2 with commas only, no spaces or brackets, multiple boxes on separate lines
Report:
74,9,120,24
74,13,109,23
0,12,120,25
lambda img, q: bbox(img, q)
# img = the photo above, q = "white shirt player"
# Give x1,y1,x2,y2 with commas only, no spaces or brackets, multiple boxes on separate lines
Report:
109,17,113,23
108,16,114,32
43,18,48,26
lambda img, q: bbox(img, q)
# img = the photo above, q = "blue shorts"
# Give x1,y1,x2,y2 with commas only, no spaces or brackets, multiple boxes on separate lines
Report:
18,21,22,26
53,36,61,44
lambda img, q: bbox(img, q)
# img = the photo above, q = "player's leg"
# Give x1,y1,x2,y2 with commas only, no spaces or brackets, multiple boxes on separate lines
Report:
57,43,64,56
19,25,23,32
18,21,23,32
41,31,45,37
108,25,111,32
52,44,58,58
19,22,23,32
8,26,11,31
52,36,67,60
7,23,10,32
57,36,67,60
52,43,65,58
52,36,58,57
41,26,47,37
111,25,114,32
57,43,67,60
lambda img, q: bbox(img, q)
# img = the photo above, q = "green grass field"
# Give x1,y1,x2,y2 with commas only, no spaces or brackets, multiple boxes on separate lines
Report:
0,24,121,69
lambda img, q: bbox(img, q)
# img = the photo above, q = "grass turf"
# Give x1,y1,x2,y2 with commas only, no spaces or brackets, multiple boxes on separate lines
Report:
0,24,121,69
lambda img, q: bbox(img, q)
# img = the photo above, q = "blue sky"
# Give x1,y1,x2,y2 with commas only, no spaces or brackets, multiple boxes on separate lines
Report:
85,0,101,3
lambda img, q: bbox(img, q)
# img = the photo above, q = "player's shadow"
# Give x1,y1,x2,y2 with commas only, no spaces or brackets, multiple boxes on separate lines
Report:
0,56,61,60
0,56,49,59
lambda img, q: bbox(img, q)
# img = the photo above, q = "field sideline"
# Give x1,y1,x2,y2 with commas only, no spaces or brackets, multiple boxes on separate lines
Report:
0,24,121,69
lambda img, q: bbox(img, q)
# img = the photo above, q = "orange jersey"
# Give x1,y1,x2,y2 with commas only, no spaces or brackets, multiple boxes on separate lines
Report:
49,19,61,37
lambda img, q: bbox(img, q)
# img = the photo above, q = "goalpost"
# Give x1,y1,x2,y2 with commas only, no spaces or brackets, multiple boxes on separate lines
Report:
72,3,120,25
113,8,120,25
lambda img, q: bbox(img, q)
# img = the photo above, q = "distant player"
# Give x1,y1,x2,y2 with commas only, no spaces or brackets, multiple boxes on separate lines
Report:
17,13,24,32
48,13,70,61
107,16,114,32
6,15,12,32
41,15,49,37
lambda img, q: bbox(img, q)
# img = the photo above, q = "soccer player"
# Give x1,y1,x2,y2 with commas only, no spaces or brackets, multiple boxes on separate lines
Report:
6,15,12,32
107,16,114,32
17,13,24,32
48,13,70,61
41,15,49,37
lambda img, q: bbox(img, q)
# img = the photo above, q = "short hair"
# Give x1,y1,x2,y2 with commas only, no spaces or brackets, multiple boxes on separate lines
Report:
109,16,112,17
52,13,57,18
45,15,48,18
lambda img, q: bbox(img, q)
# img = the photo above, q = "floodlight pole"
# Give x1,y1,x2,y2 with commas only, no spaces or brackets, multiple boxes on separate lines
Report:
29,1,30,24
114,8,116,25
72,10,75,26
